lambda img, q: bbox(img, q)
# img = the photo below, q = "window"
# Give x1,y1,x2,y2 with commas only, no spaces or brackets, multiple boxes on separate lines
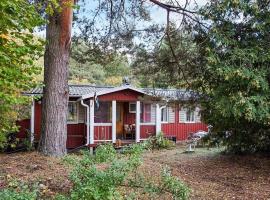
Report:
68,102,78,122
129,102,136,113
95,102,112,123
141,103,151,123
161,107,168,122
186,108,195,122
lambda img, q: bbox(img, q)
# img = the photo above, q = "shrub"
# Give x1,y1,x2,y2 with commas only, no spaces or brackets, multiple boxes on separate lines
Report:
95,143,116,163
145,132,175,150
160,167,190,200
68,143,189,200
0,178,39,200
69,146,137,199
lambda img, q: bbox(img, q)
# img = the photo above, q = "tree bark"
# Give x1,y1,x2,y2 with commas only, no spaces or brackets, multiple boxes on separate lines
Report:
39,0,74,156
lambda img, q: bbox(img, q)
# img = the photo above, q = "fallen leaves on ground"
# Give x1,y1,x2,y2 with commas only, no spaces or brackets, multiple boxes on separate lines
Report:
0,152,72,197
142,146,270,200
0,146,269,199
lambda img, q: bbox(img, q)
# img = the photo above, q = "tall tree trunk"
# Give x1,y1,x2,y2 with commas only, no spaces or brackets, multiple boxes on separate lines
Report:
39,0,74,156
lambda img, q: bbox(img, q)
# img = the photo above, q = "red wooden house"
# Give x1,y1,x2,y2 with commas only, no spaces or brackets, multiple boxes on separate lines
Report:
19,84,208,148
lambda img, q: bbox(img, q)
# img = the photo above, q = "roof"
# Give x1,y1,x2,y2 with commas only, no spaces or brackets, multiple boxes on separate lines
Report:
24,84,198,101
142,88,199,101
81,85,147,99
25,85,113,97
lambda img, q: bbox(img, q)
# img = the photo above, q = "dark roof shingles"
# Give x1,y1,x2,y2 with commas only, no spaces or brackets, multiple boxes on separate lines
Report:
25,85,197,101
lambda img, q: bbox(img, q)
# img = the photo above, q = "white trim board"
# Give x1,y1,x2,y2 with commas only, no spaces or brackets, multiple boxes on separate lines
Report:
94,123,112,126
81,85,147,100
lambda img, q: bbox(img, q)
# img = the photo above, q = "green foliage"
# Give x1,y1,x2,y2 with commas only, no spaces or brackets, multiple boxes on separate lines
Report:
69,42,130,86
69,144,142,200
132,26,199,88
145,132,175,150
192,0,270,153
95,143,116,162
0,0,44,148
67,143,188,200
160,167,190,200
0,178,39,200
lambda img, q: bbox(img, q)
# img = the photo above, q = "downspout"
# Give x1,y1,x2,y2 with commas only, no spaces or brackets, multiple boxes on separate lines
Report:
30,97,35,145
81,99,90,145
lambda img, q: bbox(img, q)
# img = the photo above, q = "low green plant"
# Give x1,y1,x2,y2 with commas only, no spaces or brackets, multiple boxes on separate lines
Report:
145,132,175,150
127,167,190,200
0,178,39,200
67,143,188,200
160,167,190,199
95,143,116,162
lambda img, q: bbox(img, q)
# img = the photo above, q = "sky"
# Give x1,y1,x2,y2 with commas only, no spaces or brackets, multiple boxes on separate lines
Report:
36,0,209,39
147,0,208,25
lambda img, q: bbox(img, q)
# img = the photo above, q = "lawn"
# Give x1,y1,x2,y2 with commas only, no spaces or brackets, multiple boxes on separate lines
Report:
0,145,269,199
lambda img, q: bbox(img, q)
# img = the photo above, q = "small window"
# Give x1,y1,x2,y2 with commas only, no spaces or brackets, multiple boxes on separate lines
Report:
68,102,78,122
129,102,136,113
186,108,195,122
161,107,168,122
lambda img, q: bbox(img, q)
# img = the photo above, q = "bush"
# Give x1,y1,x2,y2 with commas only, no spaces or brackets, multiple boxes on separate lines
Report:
145,132,175,150
1,130,34,152
69,144,140,200
0,178,39,200
160,167,190,200
95,143,116,162
67,143,188,200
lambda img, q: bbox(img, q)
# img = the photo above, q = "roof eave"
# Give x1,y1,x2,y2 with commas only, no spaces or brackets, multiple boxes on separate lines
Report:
81,85,147,100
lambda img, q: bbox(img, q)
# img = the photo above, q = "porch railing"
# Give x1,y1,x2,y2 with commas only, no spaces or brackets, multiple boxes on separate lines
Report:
94,124,112,142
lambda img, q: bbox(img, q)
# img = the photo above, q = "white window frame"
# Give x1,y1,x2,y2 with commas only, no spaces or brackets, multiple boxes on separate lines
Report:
67,101,79,124
161,106,169,123
94,101,112,123
129,102,136,113
185,108,195,123
129,102,142,113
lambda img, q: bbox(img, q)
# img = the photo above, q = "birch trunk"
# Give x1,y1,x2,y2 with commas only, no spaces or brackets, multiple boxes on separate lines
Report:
39,1,74,156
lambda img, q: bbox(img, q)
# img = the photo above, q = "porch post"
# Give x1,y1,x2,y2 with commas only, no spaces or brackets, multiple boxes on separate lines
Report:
112,100,116,143
90,99,94,145
156,103,161,135
136,101,140,142
30,98,35,145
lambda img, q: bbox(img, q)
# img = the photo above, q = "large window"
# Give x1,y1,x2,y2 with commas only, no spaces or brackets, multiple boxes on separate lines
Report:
161,107,168,122
68,102,78,122
186,108,195,122
94,102,112,123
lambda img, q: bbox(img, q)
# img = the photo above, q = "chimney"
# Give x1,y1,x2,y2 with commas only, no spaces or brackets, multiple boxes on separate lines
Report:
122,76,130,86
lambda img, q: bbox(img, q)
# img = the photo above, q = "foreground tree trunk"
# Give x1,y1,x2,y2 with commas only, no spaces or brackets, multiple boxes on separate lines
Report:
39,0,74,156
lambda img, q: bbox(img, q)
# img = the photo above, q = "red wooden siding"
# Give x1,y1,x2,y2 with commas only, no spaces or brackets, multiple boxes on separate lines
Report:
34,101,42,140
162,123,208,140
16,119,30,139
98,89,143,101
161,104,208,140
34,100,86,148
67,123,86,148
140,125,155,139
94,126,112,141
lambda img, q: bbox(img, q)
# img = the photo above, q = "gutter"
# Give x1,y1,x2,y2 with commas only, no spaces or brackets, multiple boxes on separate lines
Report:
80,99,90,145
